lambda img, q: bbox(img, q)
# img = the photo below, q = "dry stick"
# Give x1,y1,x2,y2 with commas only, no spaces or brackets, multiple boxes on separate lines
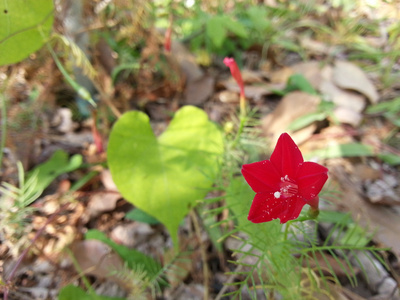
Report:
190,210,209,300
4,203,69,300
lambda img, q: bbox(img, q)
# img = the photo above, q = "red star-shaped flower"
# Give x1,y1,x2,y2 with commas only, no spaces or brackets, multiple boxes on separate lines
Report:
242,133,328,224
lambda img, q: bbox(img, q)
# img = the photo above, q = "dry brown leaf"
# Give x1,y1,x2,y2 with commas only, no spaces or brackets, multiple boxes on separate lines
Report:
331,165,400,257
184,75,215,105
69,240,124,282
300,37,333,56
290,61,325,89
170,40,203,82
262,91,320,144
100,169,119,191
332,61,379,104
319,66,366,113
217,90,239,103
222,80,284,100
270,66,294,83
110,222,154,248
87,191,121,218
333,106,363,127
241,69,264,84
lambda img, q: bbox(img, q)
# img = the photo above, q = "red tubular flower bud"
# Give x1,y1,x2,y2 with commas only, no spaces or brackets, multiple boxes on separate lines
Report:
223,57,245,99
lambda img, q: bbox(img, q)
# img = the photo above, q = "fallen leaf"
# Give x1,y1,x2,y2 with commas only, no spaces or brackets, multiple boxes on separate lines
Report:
262,91,320,144
222,80,284,100
319,67,366,113
170,40,203,82
100,169,119,191
333,106,363,127
87,191,121,218
270,66,294,84
241,69,265,83
332,61,379,104
184,75,215,105
300,37,333,56
290,61,324,89
217,90,239,103
331,165,400,257
110,222,154,248
69,240,124,282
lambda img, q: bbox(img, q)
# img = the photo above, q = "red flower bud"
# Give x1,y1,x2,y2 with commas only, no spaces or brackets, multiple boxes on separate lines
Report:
223,57,245,99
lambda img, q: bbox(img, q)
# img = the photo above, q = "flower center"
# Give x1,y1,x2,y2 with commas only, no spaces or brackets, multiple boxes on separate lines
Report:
274,175,298,199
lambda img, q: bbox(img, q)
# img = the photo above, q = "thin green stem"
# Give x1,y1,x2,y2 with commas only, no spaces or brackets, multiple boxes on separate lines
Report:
284,222,291,241
42,33,96,108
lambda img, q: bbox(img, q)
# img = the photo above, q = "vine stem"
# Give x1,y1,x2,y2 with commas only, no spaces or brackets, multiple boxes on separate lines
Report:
4,203,69,300
190,210,209,300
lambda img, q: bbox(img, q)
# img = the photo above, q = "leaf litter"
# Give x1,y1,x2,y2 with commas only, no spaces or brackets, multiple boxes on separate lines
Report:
1,1,400,299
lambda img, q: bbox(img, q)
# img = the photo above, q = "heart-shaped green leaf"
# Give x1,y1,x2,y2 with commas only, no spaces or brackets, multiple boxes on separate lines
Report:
108,106,223,247
0,0,54,66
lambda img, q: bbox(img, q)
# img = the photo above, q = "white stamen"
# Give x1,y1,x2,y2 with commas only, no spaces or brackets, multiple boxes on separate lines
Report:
274,191,281,199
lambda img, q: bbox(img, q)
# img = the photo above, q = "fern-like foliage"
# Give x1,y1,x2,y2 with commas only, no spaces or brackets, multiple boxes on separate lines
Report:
295,212,388,291
206,177,388,299
112,249,192,299
0,162,41,255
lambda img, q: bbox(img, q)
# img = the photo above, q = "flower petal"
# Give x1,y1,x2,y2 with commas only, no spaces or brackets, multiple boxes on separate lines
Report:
248,193,307,224
278,195,307,223
270,133,303,179
241,160,280,193
296,161,328,200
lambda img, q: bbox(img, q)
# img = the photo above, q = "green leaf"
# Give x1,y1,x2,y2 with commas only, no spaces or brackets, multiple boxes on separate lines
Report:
26,150,82,199
206,16,228,48
305,143,374,160
378,153,400,166
317,211,353,225
58,285,124,300
85,230,162,279
287,112,327,131
223,17,248,38
0,0,54,66
107,106,223,247
125,208,161,225
246,6,271,32
286,74,318,95
340,224,370,247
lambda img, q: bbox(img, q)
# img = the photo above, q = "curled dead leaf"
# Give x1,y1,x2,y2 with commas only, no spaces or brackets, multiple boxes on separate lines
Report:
333,60,379,104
